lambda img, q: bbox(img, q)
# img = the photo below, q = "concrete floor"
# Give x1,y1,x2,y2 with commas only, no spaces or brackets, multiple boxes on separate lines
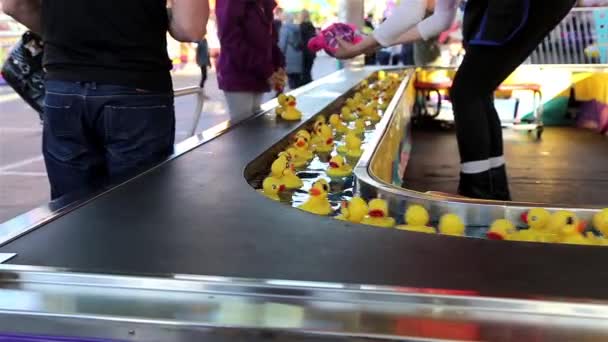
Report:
0,56,338,223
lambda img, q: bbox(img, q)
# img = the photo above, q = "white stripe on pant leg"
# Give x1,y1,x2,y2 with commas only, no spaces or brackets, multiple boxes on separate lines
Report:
461,160,491,174
490,156,506,168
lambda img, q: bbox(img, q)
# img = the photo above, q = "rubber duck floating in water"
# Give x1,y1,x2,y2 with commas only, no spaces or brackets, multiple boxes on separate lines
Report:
346,98,359,112
281,147,309,169
291,133,314,161
396,205,435,234
438,214,465,236
329,114,349,134
259,177,285,201
486,219,516,241
362,199,395,228
298,179,332,216
337,132,364,159
351,119,367,135
336,197,368,223
326,154,353,178
518,208,554,242
295,130,315,152
593,208,608,238
314,124,335,153
270,156,303,189
341,107,357,122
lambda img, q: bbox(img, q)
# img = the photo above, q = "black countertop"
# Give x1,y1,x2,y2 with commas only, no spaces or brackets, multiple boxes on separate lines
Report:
2,68,608,300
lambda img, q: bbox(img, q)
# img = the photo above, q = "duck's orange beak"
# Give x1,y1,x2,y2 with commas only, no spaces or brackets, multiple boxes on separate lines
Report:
369,209,385,218
521,212,528,224
326,138,334,145
289,101,296,106
279,184,286,192
296,139,305,147
487,232,504,241
329,161,339,169
310,187,322,196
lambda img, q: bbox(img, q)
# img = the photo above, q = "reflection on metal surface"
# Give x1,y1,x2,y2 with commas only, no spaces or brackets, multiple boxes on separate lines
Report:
1,265,608,340
0,254,16,264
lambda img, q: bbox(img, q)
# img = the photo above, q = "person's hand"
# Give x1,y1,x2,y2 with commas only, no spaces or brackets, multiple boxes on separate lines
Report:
333,37,363,60
269,68,287,92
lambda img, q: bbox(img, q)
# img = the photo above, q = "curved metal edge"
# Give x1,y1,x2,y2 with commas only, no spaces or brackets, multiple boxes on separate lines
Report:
0,71,349,248
354,67,605,227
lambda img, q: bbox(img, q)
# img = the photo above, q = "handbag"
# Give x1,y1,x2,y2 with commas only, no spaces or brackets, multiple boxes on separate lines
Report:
1,31,45,116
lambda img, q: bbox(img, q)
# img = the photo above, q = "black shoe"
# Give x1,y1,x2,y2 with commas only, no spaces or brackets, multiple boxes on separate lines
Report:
490,165,512,201
458,171,495,200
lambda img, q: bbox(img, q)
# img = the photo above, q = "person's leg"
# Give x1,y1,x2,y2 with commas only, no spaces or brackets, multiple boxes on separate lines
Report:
200,66,208,88
302,58,314,85
451,0,575,200
42,81,105,199
100,86,175,180
288,73,303,90
224,92,258,122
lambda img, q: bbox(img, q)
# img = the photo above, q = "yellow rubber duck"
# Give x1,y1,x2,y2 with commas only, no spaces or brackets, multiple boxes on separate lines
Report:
282,147,309,169
396,205,435,234
291,134,314,161
329,114,349,134
336,197,368,223
593,208,608,237
438,214,466,236
295,130,315,153
559,222,593,246
341,107,357,122
277,95,302,121
553,212,587,244
298,179,332,216
276,94,289,117
314,124,335,153
362,199,396,228
487,219,516,241
352,119,366,135
326,154,353,178
270,156,303,189
337,132,364,159
356,103,374,119
361,87,373,102
346,98,359,112
258,177,285,201
548,210,580,235
521,208,551,231
353,92,364,104
313,116,326,132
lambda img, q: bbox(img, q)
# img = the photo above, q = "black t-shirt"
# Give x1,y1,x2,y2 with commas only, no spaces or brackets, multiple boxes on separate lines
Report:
42,1,172,91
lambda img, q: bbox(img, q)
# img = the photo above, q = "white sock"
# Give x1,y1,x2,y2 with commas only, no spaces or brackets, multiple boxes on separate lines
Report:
461,160,491,174
490,156,506,168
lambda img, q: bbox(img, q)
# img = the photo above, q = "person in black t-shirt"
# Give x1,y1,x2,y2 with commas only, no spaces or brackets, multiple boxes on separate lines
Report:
299,10,317,86
2,0,209,200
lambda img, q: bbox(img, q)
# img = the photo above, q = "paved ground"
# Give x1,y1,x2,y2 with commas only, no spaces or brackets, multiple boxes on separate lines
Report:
0,56,338,223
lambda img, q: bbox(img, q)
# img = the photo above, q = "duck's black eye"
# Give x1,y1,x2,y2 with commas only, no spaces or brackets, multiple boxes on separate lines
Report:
323,184,329,192
566,217,574,225
272,185,277,190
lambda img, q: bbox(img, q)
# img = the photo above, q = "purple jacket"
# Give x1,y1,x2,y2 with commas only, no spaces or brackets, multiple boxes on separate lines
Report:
216,0,285,92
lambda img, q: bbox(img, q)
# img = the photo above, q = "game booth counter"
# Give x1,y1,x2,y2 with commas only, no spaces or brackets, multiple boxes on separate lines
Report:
3,65,608,341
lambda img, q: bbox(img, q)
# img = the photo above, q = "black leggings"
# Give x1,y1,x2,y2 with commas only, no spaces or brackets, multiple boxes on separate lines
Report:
450,0,576,164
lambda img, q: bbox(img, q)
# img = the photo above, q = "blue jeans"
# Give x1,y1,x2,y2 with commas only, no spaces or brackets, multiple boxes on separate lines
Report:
43,80,175,200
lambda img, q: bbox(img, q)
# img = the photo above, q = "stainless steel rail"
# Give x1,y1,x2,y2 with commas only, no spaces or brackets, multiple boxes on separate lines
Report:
174,85,205,137
0,265,607,341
